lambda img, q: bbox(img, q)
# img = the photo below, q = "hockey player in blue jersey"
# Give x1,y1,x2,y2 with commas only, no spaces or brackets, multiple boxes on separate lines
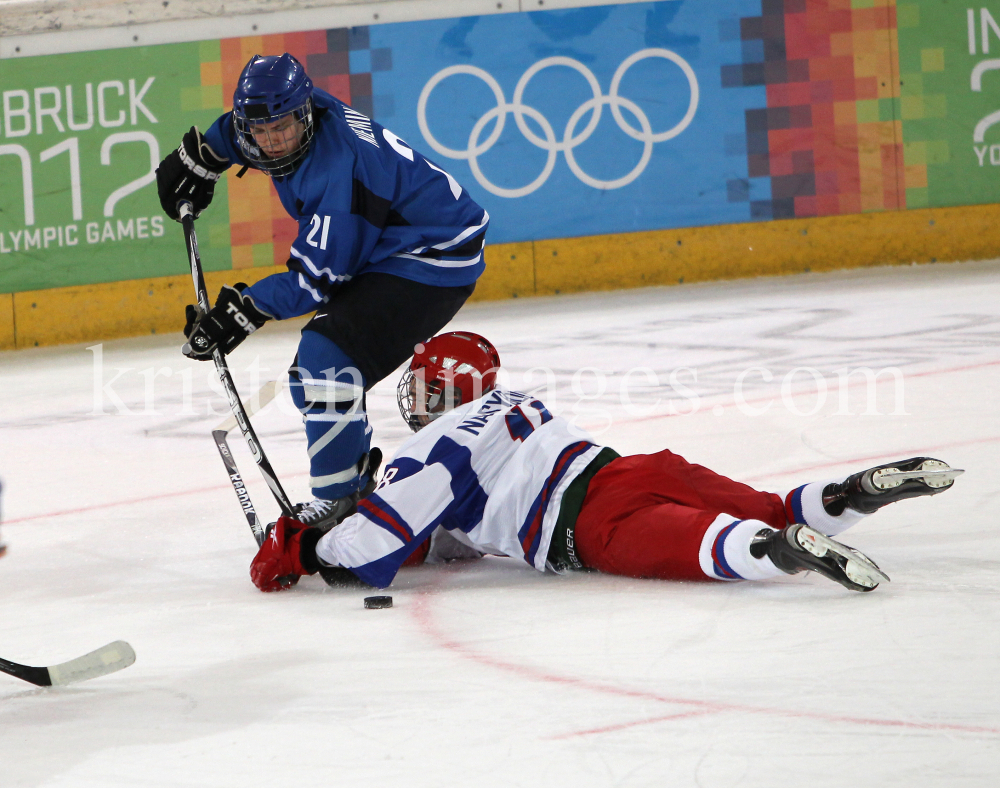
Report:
248,331,963,594
156,53,488,528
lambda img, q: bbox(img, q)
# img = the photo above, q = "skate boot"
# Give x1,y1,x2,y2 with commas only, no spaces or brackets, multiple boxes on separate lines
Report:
750,524,889,592
288,449,383,532
823,457,963,516
293,495,359,531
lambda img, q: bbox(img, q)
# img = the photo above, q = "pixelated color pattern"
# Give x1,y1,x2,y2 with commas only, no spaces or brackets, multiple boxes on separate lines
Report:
723,0,905,219
198,28,388,269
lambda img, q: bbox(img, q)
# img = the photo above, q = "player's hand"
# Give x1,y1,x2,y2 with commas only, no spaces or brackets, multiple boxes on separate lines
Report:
156,126,228,221
183,283,270,360
250,517,322,592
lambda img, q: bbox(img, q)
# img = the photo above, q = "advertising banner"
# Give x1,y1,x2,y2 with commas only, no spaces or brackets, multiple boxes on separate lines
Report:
0,2,764,294
1,1,996,298
897,2,1000,208
369,2,765,242
0,43,229,292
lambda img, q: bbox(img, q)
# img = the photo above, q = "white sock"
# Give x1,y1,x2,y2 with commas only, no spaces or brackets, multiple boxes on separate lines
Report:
776,479,866,536
699,514,785,582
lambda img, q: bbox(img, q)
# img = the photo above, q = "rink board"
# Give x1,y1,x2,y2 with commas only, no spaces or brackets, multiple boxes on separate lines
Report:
0,294,13,348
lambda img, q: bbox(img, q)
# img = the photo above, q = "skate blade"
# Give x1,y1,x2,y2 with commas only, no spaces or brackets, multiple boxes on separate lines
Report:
795,526,890,590
871,461,964,490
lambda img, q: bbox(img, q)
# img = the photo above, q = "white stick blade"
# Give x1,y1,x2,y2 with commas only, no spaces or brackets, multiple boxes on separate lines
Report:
46,641,136,686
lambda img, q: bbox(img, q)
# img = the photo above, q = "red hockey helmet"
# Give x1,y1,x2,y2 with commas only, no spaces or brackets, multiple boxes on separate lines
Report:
397,331,501,431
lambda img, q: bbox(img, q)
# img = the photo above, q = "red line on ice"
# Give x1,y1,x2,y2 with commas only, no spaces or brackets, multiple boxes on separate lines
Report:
409,573,1000,739
546,710,717,739
4,472,309,525
8,433,998,525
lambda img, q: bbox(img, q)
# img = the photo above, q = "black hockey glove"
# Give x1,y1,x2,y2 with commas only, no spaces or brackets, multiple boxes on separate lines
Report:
156,126,229,221
183,284,271,361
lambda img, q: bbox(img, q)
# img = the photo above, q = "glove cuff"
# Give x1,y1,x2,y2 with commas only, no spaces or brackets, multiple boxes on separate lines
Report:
180,126,229,179
234,284,275,323
297,527,324,576
217,283,271,328
198,136,229,171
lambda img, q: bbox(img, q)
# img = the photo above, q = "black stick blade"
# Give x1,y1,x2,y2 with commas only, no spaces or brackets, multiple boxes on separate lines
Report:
0,657,50,686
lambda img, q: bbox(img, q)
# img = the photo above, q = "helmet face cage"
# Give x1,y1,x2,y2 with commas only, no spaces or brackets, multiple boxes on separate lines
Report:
396,368,463,433
396,332,501,432
233,54,315,178
396,368,423,432
234,101,314,177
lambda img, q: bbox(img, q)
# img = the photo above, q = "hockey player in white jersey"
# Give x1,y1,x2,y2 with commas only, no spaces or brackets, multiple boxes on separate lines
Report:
250,332,963,593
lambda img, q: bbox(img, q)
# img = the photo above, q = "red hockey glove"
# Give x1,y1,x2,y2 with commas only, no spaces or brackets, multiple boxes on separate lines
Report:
250,517,323,592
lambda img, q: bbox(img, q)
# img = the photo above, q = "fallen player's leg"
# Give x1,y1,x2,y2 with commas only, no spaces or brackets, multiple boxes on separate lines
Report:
750,524,888,592
822,457,963,515
572,451,959,591
584,449,789,528
572,448,789,580
780,456,963,535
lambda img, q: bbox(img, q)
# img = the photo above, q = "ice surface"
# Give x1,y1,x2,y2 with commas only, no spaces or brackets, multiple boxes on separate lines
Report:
1,261,999,787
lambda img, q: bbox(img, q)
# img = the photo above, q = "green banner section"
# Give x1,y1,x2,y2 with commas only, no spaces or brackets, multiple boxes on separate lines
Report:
3,3,999,297
898,2,1000,207
0,42,232,293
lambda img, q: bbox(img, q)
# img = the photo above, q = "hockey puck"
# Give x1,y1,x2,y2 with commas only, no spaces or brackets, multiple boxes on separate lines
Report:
364,595,393,609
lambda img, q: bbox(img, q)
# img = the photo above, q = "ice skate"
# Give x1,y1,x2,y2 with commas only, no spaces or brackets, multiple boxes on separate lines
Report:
293,495,359,531
751,524,889,592
288,449,382,532
823,457,963,516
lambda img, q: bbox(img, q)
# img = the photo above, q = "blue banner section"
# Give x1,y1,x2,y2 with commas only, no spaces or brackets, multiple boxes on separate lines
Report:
367,1,764,244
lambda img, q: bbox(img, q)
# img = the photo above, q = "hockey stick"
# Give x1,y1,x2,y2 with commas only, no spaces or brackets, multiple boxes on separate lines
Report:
0,641,135,687
179,203,293,545
212,379,285,546
214,379,283,435
211,430,266,546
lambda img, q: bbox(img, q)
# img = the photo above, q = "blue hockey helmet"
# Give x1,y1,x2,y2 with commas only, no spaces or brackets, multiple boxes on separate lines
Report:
232,53,315,177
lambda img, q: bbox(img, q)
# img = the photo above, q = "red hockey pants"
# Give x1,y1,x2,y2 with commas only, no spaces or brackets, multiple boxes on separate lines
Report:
574,449,787,581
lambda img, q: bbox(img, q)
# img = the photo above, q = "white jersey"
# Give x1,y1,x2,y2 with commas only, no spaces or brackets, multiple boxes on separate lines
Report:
315,388,604,588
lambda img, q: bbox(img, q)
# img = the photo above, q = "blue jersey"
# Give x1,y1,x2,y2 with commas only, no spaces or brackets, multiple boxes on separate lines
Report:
203,90,489,320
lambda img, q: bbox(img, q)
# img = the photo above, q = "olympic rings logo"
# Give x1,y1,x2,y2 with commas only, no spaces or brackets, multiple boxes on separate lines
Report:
417,49,699,198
